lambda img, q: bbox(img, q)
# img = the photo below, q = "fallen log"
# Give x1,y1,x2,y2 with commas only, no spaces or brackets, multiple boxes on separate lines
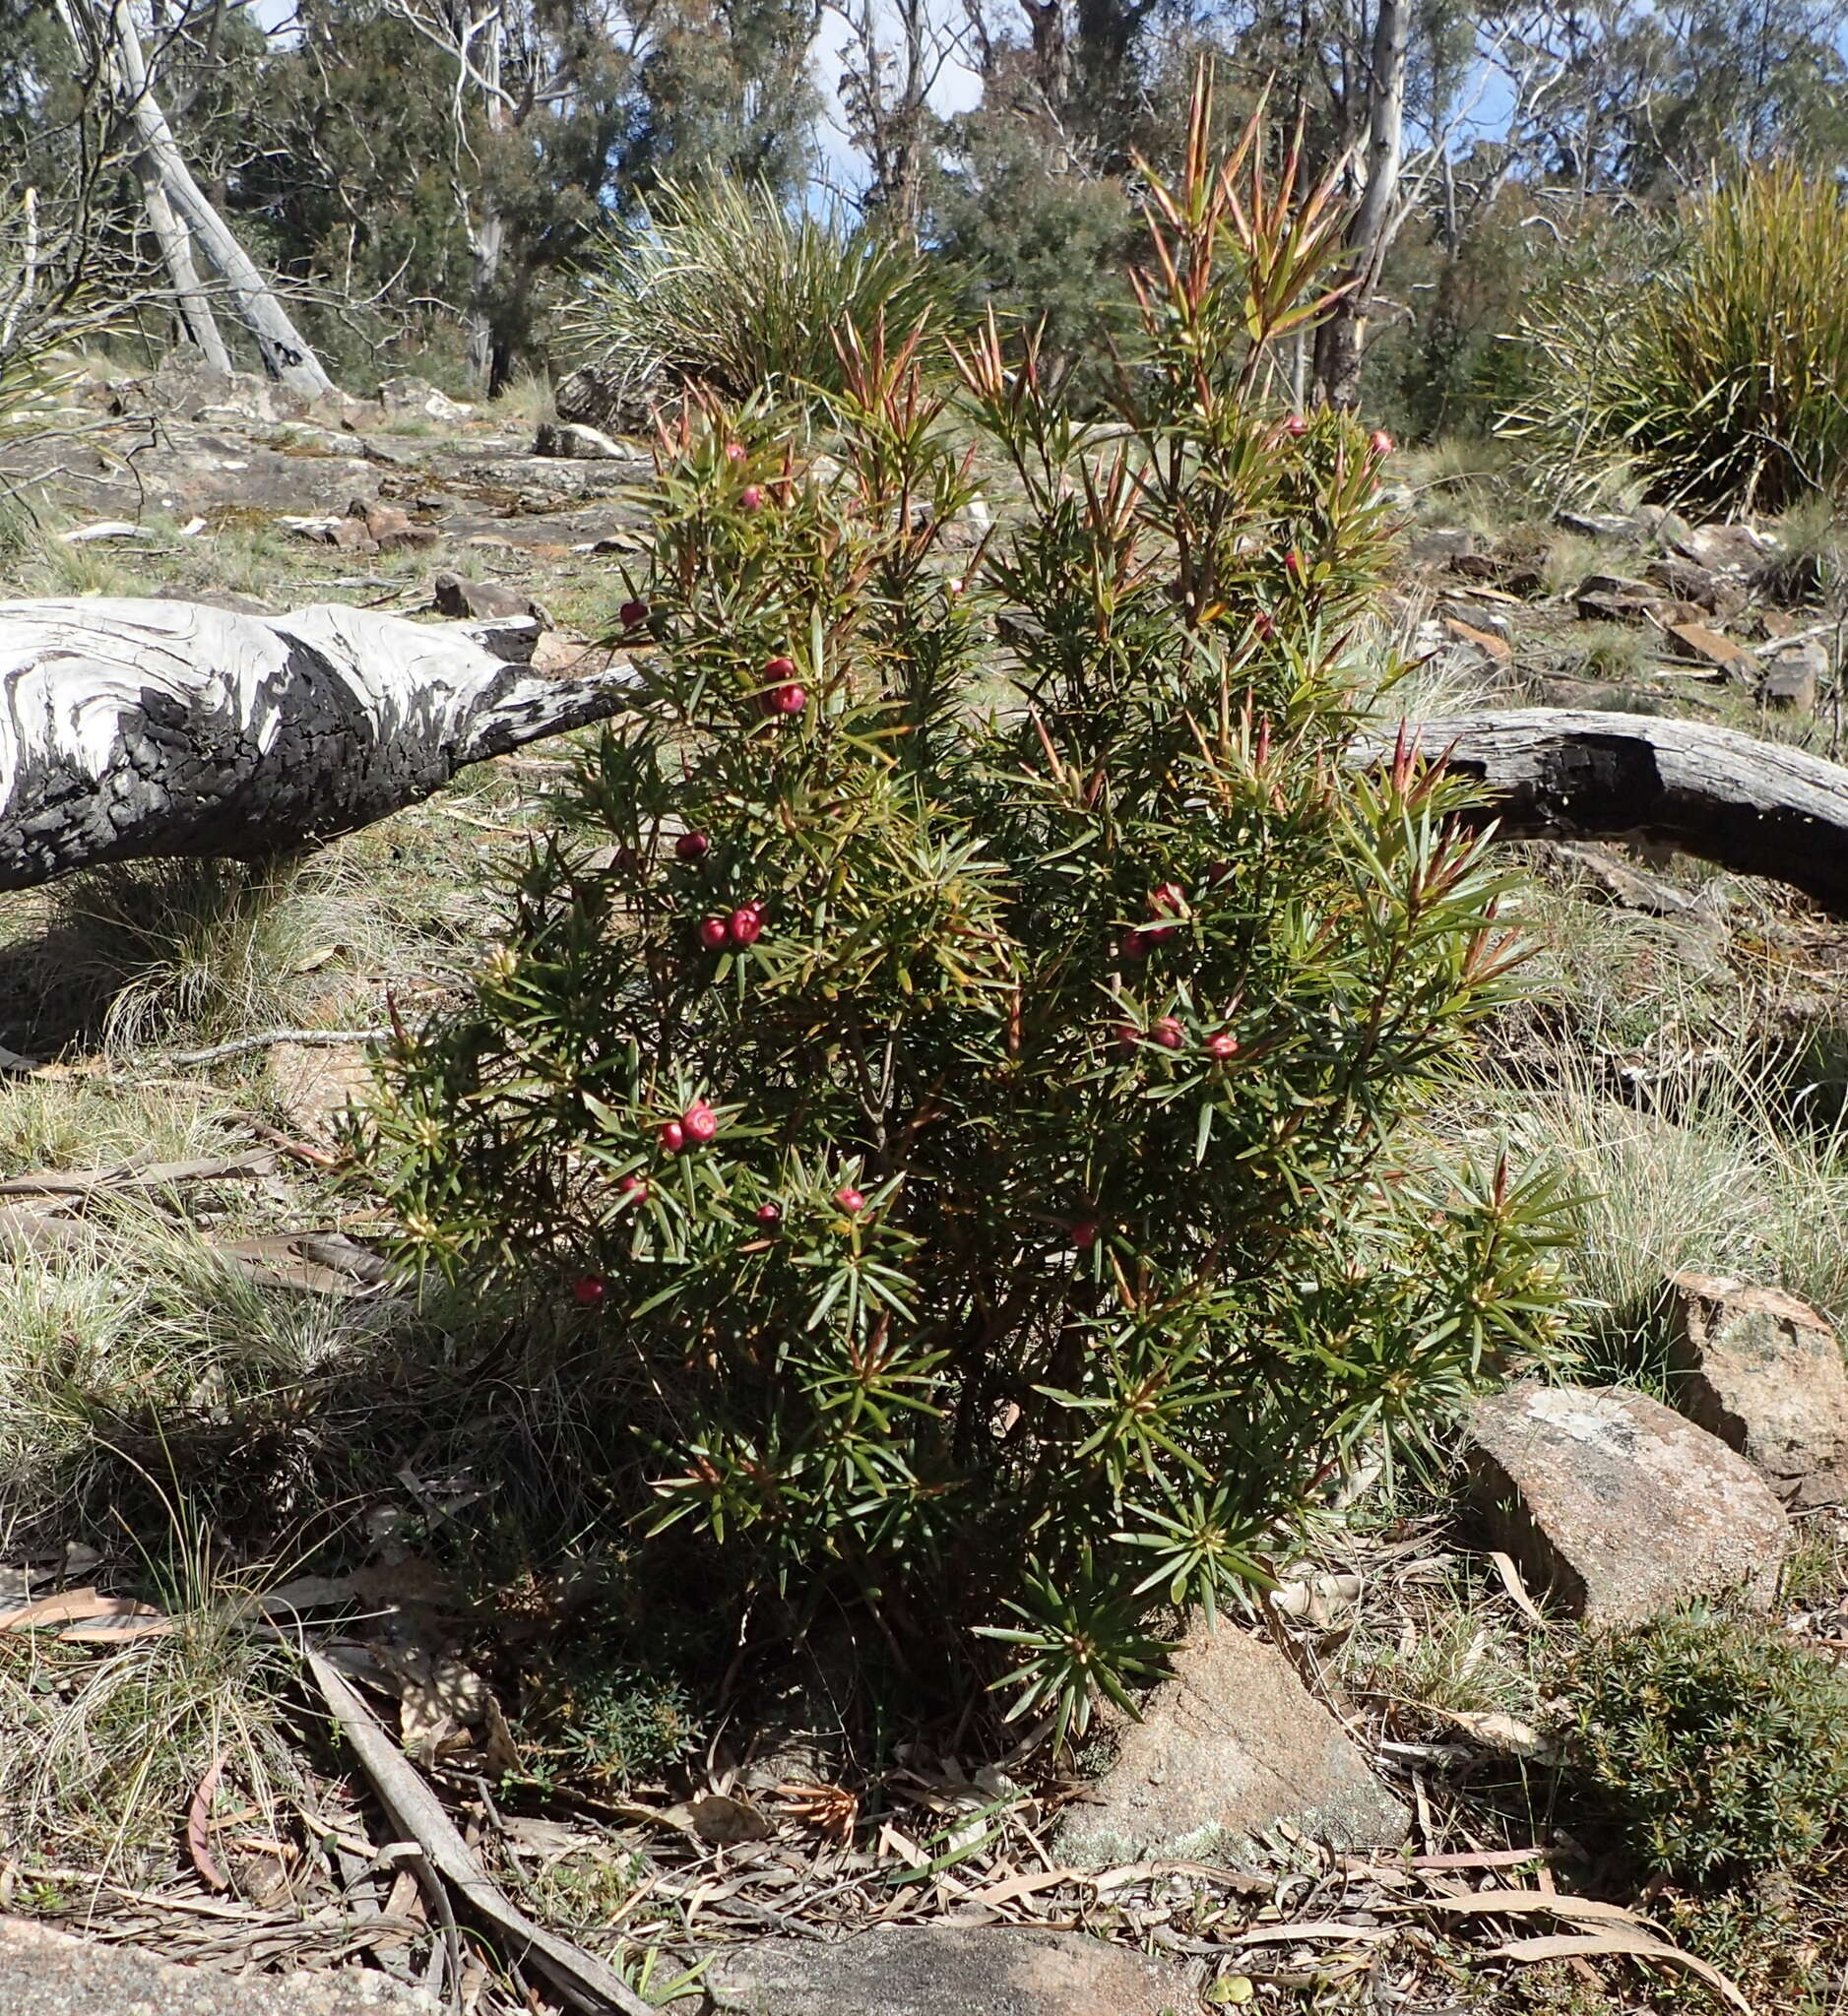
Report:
1354,710,1848,918
0,598,633,888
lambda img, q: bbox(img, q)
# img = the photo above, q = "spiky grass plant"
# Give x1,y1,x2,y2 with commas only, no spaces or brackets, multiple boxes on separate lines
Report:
562,178,948,411
21,855,368,1049
0,1496,304,1884
1505,163,1848,513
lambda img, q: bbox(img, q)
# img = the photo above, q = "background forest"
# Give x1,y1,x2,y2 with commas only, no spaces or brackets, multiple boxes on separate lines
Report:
8,0,1848,427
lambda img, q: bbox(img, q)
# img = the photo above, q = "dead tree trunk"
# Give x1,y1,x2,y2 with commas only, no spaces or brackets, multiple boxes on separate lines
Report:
67,0,336,400
1312,0,1407,409
1351,710,1848,917
0,598,632,889
132,162,231,372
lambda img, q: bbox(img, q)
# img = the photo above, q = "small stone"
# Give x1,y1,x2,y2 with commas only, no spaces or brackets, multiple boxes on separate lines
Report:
534,419,625,460
1436,598,1510,638
1666,1273,1848,1509
1646,558,1745,618
349,498,435,552
1760,644,1822,714
1575,577,1665,624
1440,614,1512,664
1663,620,1751,676
1555,509,1637,539
1408,528,1477,565
377,373,473,425
1465,1382,1787,1625
1672,522,1775,575
430,571,546,624
1052,1623,1407,1866
703,1926,1191,2016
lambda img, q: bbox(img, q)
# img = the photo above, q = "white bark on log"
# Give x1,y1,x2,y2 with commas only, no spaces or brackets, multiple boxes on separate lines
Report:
0,598,633,888
1355,709,1848,916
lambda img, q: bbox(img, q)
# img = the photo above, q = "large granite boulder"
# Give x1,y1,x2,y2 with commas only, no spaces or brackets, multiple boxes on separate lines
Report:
1052,1623,1406,1867
1465,1381,1787,1624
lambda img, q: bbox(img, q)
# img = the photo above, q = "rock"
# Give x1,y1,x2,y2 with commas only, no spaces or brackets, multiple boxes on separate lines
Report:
1465,1382,1787,1625
1666,1274,1848,1509
352,498,436,552
1636,503,1697,548
1671,522,1775,575
1645,558,1745,619
1440,614,1512,664
1449,550,1545,598
702,1925,1191,2016
1760,642,1823,714
430,571,546,624
1662,620,1751,676
0,1918,433,2014
269,1041,373,1143
1436,598,1510,638
377,374,474,425
1574,575,1667,623
553,361,653,435
1052,1623,1407,1866
1555,509,1637,539
534,419,625,460
1408,528,1477,565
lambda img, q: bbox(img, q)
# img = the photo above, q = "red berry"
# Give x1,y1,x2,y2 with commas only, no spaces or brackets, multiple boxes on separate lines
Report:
698,915,730,950
572,1274,606,1305
619,1174,650,1204
729,906,763,946
658,1119,685,1154
762,682,807,717
618,598,648,630
763,655,797,681
1206,1031,1241,1060
1284,549,1305,580
756,1202,782,1226
725,440,747,464
1072,1220,1098,1250
1152,1016,1185,1050
1369,429,1394,458
675,831,709,861
1207,860,1232,885
1120,928,1148,959
1149,882,1186,918
1285,412,1308,438
835,1184,865,1214
738,484,765,513
1253,611,1276,642
682,1101,718,1145
1114,1021,1139,1047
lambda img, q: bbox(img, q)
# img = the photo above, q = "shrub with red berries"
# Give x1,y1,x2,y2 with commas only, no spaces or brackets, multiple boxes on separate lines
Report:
363,94,1567,1750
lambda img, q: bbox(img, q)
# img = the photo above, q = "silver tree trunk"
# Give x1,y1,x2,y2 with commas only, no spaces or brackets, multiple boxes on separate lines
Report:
0,599,633,887
91,0,336,400
132,160,231,373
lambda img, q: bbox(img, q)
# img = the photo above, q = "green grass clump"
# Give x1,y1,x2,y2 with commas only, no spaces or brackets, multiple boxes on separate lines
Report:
562,178,947,410
1506,163,1848,514
1560,1606,1848,1880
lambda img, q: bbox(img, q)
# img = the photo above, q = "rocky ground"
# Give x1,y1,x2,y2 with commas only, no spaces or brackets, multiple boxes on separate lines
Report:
0,363,1845,2015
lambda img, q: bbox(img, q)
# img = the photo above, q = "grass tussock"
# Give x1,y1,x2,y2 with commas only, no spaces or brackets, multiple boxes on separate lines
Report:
562,179,948,410
1507,161,1848,513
